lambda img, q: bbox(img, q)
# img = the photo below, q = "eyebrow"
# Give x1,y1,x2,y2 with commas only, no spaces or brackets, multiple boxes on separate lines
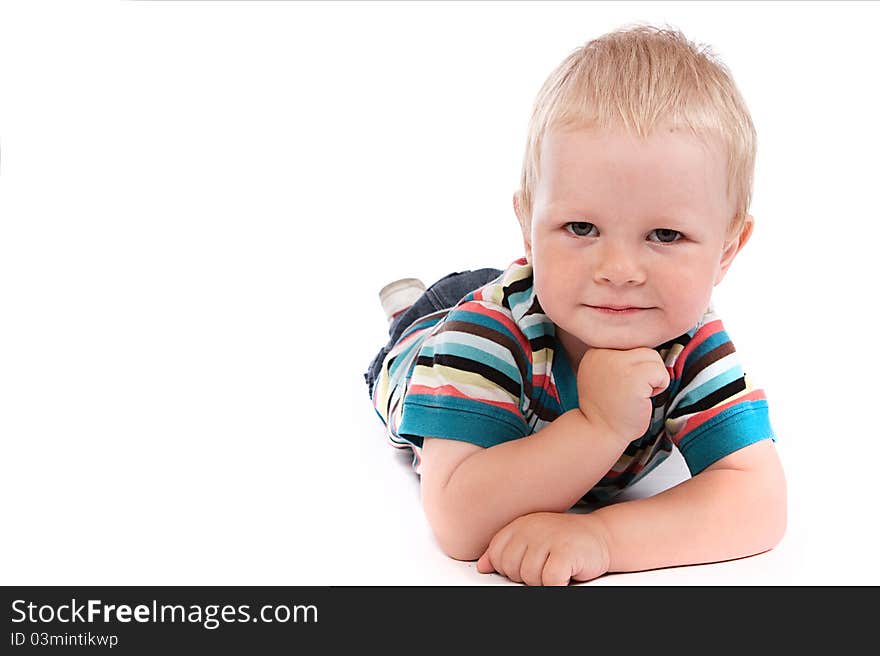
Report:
651,214,699,226
542,204,700,226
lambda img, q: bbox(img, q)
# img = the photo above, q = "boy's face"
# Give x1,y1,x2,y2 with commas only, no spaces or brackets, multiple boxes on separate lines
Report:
517,124,753,365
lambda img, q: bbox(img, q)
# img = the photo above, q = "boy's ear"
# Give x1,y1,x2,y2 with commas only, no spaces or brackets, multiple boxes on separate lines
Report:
715,214,755,285
513,191,532,263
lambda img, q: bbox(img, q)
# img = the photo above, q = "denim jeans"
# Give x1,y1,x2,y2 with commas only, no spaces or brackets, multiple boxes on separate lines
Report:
363,267,503,399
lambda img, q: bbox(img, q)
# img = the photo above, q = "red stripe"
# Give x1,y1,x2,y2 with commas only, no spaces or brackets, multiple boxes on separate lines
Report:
393,324,432,351
673,318,725,379
457,300,531,356
407,383,522,415
533,374,560,403
676,389,767,441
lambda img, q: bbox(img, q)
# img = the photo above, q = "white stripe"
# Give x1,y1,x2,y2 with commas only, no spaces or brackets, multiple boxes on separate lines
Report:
510,294,536,319
668,351,739,414
424,330,520,369
411,365,518,404
519,312,552,331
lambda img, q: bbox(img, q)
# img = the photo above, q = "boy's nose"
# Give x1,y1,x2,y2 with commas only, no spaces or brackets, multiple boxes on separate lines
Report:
592,244,646,286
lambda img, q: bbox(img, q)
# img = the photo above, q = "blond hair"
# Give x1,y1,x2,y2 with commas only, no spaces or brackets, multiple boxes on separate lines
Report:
518,24,756,239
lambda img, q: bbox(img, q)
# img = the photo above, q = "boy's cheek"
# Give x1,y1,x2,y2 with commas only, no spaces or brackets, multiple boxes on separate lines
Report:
532,273,574,311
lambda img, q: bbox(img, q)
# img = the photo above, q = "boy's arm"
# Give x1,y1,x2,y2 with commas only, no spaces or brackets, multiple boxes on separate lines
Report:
592,438,786,572
421,408,625,561
423,346,671,562
475,438,786,584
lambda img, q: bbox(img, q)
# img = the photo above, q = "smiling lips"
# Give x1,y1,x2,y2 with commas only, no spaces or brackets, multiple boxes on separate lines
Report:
586,304,651,315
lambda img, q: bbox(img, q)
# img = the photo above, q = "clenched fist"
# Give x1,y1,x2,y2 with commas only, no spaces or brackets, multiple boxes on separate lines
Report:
576,347,670,445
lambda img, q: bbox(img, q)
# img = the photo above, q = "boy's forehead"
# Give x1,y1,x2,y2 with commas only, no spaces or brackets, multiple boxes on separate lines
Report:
536,125,731,216
540,124,726,175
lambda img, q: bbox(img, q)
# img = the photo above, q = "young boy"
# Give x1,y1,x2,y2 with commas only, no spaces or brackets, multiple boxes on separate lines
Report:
364,25,785,585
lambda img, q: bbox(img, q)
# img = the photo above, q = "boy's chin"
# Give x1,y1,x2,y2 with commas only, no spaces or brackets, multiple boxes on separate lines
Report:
589,337,660,350
573,327,672,351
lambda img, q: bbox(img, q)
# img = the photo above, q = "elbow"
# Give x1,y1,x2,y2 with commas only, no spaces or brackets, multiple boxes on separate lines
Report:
423,495,488,561
435,530,486,562
428,510,488,562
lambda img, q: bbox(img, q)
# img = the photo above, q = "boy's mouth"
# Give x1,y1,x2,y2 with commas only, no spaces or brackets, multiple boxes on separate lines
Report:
586,304,650,315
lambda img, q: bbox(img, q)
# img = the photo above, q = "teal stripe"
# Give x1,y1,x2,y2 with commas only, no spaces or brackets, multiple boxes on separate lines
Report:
399,314,445,341
416,342,521,384
446,309,523,350
551,338,579,413
399,396,530,447
388,337,427,378
675,364,744,409
522,322,551,340
688,329,729,363
678,400,775,474
507,289,532,310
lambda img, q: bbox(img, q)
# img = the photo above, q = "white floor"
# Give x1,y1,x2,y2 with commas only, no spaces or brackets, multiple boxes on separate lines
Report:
348,378,830,586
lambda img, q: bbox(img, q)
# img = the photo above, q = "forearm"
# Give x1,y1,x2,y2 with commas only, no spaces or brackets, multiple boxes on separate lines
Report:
439,409,624,559
591,459,787,572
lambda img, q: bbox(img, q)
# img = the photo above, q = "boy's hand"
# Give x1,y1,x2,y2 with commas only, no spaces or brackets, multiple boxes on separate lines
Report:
577,347,670,444
476,512,611,586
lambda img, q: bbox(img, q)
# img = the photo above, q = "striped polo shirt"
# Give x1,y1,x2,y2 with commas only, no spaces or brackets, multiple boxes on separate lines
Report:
370,257,775,502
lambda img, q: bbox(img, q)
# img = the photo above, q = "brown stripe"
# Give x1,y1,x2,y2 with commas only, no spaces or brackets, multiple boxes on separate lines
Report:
530,399,562,423
523,295,545,317
680,341,736,390
415,354,521,399
438,319,533,403
668,377,746,419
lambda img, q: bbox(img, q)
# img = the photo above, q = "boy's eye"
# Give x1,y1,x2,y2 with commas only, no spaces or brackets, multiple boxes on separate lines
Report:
565,222,597,237
648,228,682,243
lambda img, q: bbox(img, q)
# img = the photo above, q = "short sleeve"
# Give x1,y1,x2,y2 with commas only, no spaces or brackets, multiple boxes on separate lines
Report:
397,301,532,448
664,318,775,475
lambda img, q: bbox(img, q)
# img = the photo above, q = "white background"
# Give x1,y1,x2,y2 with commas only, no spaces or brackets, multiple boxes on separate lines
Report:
1,0,878,585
